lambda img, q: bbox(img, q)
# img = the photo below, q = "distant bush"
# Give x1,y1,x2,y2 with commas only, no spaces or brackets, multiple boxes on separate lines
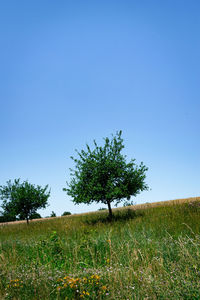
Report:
30,212,42,219
50,211,56,217
62,211,71,216
98,207,107,211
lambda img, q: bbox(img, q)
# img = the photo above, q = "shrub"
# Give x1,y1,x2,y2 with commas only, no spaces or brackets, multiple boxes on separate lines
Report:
62,211,71,216
50,211,56,217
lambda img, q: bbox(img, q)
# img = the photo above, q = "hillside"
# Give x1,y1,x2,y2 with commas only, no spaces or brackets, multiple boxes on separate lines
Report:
0,197,200,299
1,196,199,226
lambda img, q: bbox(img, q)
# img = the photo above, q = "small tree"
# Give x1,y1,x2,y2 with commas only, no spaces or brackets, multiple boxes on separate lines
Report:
64,131,149,219
0,179,50,224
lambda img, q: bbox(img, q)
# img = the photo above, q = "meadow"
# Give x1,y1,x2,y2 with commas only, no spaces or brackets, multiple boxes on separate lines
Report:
0,197,200,299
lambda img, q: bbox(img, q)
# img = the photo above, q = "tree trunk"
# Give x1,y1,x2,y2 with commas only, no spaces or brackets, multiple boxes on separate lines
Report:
26,217,29,225
107,201,113,220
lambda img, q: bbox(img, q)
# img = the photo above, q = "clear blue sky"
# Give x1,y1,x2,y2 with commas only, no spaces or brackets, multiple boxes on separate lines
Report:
1,1,199,217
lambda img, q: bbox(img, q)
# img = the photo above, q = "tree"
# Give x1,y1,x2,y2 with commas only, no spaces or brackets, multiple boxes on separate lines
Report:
0,179,50,224
64,131,149,219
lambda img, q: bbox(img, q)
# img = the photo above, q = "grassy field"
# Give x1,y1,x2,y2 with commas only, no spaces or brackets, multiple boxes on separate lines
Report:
0,197,200,299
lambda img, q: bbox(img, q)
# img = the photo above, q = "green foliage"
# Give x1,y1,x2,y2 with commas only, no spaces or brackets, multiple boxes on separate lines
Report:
29,212,42,220
0,179,50,224
62,211,71,216
64,131,148,219
123,200,136,207
36,231,64,268
0,210,16,223
50,211,56,217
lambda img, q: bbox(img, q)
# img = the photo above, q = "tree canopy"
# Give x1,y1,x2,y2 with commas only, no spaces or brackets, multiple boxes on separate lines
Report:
64,131,149,219
0,179,50,223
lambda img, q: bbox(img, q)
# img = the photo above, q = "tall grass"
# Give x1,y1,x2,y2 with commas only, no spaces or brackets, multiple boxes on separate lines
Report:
0,198,200,299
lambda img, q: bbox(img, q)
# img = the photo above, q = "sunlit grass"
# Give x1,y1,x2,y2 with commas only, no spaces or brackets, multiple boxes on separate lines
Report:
0,197,200,299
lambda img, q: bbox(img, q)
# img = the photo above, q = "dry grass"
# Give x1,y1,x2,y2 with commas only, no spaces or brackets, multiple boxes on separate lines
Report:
1,196,200,299
1,196,199,226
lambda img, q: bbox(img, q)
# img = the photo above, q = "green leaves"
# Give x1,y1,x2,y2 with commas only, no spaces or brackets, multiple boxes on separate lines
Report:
0,179,50,223
64,131,149,219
